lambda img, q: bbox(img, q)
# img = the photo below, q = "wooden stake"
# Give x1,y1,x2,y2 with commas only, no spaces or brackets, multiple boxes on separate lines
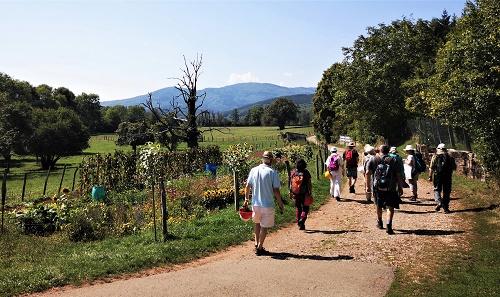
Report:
72,167,79,191
1,170,7,233
43,167,51,196
160,177,169,242
57,165,67,197
21,173,27,202
233,170,239,211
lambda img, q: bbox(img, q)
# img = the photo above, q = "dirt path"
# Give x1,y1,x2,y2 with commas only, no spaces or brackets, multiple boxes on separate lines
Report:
32,161,470,297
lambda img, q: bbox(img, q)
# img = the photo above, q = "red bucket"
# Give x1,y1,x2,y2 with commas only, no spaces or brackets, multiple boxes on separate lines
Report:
239,206,253,222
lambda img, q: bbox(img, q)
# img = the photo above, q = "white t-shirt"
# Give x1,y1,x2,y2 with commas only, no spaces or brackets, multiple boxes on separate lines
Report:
246,164,281,208
404,155,414,179
325,153,343,171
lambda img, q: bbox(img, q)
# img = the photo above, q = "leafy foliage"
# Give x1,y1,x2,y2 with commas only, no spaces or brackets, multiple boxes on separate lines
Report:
262,97,299,130
222,142,254,173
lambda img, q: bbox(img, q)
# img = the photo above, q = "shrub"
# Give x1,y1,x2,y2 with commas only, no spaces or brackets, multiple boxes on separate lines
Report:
16,203,59,235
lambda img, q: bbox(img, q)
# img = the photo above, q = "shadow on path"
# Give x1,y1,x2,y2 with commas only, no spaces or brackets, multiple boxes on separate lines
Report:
341,198,373,205
450,204,498,213
266,252,354,261
304,229,362,235
396,229,465,236
397,209,436,214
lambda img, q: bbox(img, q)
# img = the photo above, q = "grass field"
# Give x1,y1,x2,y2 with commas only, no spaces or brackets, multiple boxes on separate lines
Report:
1,126,313,205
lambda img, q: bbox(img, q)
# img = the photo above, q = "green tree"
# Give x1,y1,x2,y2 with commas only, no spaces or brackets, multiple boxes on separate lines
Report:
75,93,103,132
262,98,298,130
230,108,240,126
244,106,264,126
28,108,90,170
0,93,33,172
126,105,147,123
116,121,154,154
103,105,128,132
423,0,500,179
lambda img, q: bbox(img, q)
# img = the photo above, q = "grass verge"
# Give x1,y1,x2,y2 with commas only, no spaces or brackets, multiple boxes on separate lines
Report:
386,175,500,297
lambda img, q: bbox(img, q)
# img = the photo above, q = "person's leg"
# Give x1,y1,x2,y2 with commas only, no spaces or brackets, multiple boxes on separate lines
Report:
254,223,261,247
433,178,443,211
386,207,395,234
442,178,452,212
258,227,268,248
329,176,335,198
334,172,341,199
295,198,303,227
376,205,383,229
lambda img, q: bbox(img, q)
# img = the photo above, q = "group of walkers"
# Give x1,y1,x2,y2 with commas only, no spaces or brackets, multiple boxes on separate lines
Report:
243,142,456,255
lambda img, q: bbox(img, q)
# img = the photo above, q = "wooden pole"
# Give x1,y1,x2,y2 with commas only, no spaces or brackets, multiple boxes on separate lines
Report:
160,177,169,242
318,149,324,172
285,160,291,191
233,170,239,211
316,154,320,180
72,167,79,191
152,181,157,241
1,170,7,233
21,173,28,202
57,165,67,197
43,167,51,196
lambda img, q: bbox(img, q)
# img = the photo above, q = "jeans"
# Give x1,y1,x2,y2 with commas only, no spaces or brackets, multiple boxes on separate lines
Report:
433,176,452,209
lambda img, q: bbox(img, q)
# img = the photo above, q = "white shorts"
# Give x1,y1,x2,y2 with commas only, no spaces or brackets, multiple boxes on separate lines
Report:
252,206,275,228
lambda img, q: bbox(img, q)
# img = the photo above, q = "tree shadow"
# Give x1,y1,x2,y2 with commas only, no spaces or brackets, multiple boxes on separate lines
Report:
397,209,437,214
267,252,354,261
340,197,373,205
304,229,362,235
396,229,465,236
450,204,498,213
400,201,437,206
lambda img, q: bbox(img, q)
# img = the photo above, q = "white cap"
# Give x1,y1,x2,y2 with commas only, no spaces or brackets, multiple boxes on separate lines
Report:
329,146,337,153
389,146,397,153
437,143,446,150
404,145,415,151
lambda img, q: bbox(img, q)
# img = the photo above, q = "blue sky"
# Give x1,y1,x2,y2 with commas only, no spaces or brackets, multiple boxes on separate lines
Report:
0,0,465,101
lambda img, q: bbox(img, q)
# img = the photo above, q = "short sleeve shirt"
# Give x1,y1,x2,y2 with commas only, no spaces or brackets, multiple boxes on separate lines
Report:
247,164,281,208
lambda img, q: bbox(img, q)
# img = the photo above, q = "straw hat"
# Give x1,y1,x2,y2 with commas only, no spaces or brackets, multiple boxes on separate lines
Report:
403,145,415,151
364,144,375,153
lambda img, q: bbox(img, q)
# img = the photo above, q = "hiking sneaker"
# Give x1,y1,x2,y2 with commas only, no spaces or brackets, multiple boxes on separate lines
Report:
435,204,441,212
255,247,270,256
444,208,451,214
335,196,341,201
377,220,384,229
299,223,305,230
349,186,355,193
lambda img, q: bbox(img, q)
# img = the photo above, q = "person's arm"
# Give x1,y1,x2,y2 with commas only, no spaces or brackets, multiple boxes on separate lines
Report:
428,156,435,181
244,182,251,206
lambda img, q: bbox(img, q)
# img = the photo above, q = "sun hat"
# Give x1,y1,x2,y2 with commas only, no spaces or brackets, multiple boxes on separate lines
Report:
403,145,415,151
347,142,355,147
389,146,397,153
329,146,337,153
262,151,274,159
364,144,375,153
437,143,446,150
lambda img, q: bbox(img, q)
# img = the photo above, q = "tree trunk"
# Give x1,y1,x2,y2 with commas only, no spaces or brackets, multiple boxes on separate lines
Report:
3,154,11,174
40,155,58,170
186,92,199,148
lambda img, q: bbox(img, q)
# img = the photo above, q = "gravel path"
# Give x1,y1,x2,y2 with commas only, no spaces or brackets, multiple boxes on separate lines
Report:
32,152,470,297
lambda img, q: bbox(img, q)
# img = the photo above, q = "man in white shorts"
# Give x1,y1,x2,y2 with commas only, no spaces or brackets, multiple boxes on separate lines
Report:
244,151,284,256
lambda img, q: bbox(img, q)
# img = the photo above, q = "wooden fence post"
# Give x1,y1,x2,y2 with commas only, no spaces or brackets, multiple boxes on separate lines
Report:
43,167,51,196
316,154,320,180
285,160,291,191
57,165,67,197
160,177,169,242
1,170,7,233
72,167,79,191
21,173,28,202
233,170,239,211
151,181,157,241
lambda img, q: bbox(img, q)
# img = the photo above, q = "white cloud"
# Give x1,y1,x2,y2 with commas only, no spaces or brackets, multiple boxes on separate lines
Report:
227,72,260,84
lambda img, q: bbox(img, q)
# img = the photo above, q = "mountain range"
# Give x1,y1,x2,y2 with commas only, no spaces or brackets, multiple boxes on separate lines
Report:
101,83,315,112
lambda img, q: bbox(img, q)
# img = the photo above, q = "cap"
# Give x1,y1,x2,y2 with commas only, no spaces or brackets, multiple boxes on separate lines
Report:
347,142,355,147
389,146,397,153
403,145,415,151
437,143,446,150
329,146,337,153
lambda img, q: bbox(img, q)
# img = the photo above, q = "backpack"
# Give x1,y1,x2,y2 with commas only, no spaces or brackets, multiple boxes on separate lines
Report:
345,149,357,167
414,152,426,173
434,154,447,174
290,170,308,195
373,156,394,192
328,155,340,171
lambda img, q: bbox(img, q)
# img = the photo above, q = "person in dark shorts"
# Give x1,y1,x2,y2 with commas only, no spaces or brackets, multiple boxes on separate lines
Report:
366,144,404,234
343,142,359,193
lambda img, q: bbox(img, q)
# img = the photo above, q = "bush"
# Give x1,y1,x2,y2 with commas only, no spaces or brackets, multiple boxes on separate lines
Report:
16,204,59,235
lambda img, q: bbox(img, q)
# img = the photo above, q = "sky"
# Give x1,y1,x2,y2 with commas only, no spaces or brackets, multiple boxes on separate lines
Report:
0,0,465,101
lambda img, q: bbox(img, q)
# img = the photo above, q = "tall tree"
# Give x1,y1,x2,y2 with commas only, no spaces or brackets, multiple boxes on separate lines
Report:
75,93,102,132
244,106,264,126
262,97,298,130
230,108,240,126
116,121,154,154
28,108,90,169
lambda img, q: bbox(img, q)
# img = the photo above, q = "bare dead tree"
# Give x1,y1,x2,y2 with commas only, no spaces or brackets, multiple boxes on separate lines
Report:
144,54,227,149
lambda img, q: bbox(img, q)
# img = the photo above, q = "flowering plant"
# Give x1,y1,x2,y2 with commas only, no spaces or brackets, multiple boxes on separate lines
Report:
137,142,162,186
223,142,254,173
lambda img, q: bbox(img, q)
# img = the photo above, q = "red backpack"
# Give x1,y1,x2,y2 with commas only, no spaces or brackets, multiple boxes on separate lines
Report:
345,149,357,167
290,170,307,195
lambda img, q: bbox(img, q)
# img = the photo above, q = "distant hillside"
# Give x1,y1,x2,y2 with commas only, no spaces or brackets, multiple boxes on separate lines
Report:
223,93,313,116
101,83,315,112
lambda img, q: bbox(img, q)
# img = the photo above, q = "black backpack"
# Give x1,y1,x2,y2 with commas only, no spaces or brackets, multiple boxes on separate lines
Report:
414,152,426,173
374,156,394,192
